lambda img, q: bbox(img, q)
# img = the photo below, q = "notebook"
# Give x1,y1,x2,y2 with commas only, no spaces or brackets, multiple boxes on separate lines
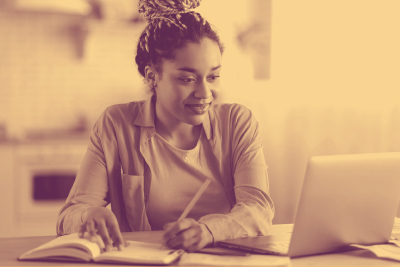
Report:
218,152,400,257
18,233,184,265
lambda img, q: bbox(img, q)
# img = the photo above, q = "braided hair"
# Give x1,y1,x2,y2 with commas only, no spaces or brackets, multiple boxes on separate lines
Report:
135,0,224,90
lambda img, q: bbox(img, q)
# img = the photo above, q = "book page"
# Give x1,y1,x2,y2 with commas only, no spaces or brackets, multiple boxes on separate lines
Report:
94,241,184,265
19,233,101,261
20,248,92,262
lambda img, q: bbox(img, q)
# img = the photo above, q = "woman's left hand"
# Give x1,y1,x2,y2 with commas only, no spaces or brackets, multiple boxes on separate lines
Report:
162,218,213,252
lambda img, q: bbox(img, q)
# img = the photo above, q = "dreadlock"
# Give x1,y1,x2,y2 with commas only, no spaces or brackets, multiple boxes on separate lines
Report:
135,0,224,90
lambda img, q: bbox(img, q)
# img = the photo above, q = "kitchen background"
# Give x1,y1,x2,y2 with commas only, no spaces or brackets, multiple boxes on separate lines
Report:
0,0,399,238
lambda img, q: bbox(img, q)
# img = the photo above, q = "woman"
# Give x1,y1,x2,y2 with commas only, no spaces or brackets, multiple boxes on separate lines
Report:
57,0,274,253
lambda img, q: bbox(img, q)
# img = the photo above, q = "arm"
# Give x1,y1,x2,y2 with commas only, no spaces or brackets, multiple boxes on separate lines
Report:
56,123,110,236
198,104,275,241
56,111,125,251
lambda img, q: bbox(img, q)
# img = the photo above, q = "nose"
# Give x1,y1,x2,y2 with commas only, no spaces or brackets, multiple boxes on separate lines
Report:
194,80,212,99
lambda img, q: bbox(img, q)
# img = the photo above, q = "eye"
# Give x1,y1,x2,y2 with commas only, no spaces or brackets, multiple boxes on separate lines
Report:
208,75,220,82
179,77,196,83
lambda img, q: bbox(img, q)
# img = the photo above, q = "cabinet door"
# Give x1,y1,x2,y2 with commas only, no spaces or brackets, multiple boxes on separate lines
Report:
0,144,16,238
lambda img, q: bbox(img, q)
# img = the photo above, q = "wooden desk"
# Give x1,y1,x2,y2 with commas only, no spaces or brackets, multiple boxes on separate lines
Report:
1,225,399,266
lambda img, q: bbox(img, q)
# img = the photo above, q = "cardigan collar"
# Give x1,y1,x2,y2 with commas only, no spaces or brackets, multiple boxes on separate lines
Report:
132,94,213,140
132,94,155,128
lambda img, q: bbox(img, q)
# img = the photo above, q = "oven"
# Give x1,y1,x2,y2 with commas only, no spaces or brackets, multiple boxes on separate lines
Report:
13,140,87,237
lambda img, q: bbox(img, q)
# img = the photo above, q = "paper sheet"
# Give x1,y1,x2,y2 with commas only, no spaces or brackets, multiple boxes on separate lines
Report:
393,217,400,234
391,217,400,241
390,240,400,247
178,253,290,266
343,218,400,262
351,243,400,262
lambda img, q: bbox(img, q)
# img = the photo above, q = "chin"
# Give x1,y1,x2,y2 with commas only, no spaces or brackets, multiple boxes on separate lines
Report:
183,114,206,126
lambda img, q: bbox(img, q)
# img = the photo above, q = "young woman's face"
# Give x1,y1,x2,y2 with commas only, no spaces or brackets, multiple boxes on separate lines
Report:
154,38,222,126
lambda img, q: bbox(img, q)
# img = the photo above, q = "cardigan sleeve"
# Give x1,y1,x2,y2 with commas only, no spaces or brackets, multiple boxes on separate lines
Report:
198,105,275,242
56,115,110,235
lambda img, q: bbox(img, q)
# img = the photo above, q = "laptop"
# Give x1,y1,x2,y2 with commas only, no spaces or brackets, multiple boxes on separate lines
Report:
218,152,400,257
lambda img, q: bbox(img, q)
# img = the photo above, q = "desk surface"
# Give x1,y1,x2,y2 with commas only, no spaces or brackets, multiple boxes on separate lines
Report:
1,224,399,266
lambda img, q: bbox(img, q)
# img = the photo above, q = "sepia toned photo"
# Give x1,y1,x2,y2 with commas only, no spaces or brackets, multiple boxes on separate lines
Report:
0,0,400,266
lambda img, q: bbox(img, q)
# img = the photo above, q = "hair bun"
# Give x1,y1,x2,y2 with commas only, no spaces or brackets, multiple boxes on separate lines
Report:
139,0,201,23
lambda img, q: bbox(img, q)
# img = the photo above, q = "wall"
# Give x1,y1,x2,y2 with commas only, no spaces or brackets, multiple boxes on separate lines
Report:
213,0,400,223
0,9,148,139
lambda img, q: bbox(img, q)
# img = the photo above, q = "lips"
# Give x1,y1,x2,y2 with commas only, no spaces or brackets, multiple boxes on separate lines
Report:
186,103,210,115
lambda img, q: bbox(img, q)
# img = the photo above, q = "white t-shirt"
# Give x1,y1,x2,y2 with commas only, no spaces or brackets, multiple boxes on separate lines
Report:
145,129,232,230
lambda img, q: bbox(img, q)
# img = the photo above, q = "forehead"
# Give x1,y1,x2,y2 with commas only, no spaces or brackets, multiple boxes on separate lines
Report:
163,38,222,71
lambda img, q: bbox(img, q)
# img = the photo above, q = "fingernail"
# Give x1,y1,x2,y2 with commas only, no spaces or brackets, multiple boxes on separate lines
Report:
118,244,124,251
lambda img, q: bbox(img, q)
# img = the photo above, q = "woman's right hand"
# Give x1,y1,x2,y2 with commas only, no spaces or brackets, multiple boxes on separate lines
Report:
78,206,125,252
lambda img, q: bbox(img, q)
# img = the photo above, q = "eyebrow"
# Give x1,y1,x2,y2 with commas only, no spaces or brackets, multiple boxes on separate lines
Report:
177,65,222,73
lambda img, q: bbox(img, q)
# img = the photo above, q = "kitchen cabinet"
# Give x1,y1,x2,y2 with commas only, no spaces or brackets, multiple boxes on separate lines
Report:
0,143,16,238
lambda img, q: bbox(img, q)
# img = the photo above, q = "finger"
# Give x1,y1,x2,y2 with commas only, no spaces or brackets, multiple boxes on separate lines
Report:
162,220,190,245
186,239,202,252
104,213,125,250
108,224,125,251
163,222,174,231
162,223,178,244
161,222,175,246
187,224,213,252
183,228,207,252
85,220,98,243
187,229,206,252
167,227,198,249
96,220,112,251
163,219,194,241
172,234,198,251
78,223,86,238
95,234,106,251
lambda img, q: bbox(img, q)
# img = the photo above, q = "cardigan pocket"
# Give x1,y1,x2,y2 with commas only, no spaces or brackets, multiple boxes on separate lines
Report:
121,174,151,231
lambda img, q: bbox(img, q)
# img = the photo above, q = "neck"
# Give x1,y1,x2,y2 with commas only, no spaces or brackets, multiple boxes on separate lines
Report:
154,102,202,150
155,117,200,139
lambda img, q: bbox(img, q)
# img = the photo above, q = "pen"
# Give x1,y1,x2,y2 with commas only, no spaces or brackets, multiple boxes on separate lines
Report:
160,179,211,249
178,179,211,220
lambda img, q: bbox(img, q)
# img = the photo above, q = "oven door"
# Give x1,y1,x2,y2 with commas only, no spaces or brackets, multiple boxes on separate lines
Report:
13,142,86,237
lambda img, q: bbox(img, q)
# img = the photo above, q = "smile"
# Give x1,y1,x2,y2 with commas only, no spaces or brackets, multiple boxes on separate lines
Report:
186,103,210,115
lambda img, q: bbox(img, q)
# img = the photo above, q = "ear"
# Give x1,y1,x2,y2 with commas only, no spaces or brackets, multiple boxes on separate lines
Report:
144,66,157,86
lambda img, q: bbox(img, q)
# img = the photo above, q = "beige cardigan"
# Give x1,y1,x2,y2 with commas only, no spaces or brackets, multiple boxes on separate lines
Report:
56,95,275,242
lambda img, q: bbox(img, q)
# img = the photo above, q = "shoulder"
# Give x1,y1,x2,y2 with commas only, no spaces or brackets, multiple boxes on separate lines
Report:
95,100,145,129
209,103,260,141
103,100,144,118
210,102,257,125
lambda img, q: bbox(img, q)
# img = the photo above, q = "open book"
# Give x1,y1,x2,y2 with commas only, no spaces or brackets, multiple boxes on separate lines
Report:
18,233,184,265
